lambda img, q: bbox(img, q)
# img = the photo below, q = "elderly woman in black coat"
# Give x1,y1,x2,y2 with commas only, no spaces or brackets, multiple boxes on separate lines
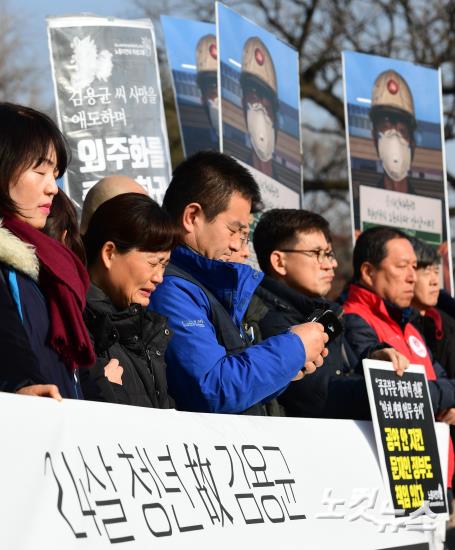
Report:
81,192,178,408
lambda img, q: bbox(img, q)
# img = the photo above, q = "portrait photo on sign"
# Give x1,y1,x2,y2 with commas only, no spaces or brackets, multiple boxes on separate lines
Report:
161,16,219,156
48,16,171,209
342,51,452,291
216,3,301,199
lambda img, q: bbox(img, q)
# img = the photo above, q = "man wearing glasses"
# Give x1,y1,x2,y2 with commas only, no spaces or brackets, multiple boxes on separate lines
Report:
252,208,372,419
149,151,329,414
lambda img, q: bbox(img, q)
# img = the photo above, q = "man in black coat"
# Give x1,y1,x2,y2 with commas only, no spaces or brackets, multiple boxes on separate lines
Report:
252,209,369,419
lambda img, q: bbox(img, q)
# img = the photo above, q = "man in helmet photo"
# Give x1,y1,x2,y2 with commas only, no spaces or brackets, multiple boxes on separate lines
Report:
349,67,434,234
344,52,451,289
196,33,219,139
240,36,279,179
218,6,302,195
369,69,417,193
161,18,221,155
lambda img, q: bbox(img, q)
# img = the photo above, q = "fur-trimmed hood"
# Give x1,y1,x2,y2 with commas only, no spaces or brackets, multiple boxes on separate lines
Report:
0,222,39,281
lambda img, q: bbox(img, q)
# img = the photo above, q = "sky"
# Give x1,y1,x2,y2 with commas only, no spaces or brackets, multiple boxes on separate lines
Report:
17,0,132,27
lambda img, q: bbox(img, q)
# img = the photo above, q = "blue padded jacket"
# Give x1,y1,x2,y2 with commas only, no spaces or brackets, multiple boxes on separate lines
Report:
149,245,306,413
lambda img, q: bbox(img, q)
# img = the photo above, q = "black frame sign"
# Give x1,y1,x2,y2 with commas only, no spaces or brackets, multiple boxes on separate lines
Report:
364,360,448,517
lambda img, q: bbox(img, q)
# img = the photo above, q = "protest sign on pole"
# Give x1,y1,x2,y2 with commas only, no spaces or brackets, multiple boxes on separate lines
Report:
216,2,302,212
0,393,448,549
161,16,219,157
47,15,171,210
363,360,448,517
342,51,453,292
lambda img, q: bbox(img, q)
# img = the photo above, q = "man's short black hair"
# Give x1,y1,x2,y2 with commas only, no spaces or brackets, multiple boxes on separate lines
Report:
163,151,262,225
253,209,331,274
408,236,440,269
353,225,410,280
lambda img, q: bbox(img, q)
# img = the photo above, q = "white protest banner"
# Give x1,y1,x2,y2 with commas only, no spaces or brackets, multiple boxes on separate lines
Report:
0,393,449,549
47,15,171,209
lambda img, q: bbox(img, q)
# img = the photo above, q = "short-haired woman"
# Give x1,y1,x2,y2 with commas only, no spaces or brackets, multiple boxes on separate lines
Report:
81,193,177,408
0,103,95,399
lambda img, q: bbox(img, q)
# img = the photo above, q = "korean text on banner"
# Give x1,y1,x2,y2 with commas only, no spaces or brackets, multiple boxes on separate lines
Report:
0,393,449,549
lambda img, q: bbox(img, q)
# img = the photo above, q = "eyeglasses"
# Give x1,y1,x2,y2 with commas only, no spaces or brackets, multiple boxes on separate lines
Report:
240,233,250,247
226,223,250,245
280,248,336,264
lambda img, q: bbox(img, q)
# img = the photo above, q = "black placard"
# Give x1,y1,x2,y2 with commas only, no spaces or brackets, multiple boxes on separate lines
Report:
365,362,448,516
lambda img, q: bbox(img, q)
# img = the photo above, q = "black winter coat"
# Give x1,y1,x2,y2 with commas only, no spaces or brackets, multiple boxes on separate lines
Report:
412,308,455,380
255,276,368,419
0,222,81,399
81,284,172,408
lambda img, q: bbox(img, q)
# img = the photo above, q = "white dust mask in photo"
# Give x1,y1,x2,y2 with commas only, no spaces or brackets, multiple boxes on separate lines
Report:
378,129,411,182
207,97,219,135
246,102,275,162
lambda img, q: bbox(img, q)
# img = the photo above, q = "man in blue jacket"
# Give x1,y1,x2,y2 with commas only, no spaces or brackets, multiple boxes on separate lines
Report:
150,151,328,414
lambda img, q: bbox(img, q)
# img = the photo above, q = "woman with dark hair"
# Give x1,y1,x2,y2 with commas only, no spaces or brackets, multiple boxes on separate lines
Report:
0,102,95,399
43,188,86,264
410,237,455,379
81,192,177,408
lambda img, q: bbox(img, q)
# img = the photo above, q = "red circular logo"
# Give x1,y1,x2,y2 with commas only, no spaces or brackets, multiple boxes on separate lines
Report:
255,48,264,66
209,43,217,59
387,79,399,94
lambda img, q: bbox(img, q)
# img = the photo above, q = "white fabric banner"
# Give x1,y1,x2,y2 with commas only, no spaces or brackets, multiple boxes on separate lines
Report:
0,393,448,549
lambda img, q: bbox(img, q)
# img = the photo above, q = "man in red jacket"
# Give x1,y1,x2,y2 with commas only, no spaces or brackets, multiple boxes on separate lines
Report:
343,225,454,495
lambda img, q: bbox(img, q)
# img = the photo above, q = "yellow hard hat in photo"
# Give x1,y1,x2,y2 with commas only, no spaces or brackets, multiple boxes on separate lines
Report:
241,36,277,96
370,69,416,129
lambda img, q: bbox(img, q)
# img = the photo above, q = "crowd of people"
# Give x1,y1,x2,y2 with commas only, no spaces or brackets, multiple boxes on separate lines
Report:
1,101,455,503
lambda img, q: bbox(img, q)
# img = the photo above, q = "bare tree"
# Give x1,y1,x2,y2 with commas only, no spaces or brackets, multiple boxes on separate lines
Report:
0,0,42,105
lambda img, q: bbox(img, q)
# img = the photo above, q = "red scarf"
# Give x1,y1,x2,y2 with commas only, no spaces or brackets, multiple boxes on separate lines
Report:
3,217,95,370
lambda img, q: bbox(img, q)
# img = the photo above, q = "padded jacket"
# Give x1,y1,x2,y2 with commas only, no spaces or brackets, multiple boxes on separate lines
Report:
0,224,81,398
81,284,172,408
256,276,368,419
149,245,306,414
344,284,455,414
